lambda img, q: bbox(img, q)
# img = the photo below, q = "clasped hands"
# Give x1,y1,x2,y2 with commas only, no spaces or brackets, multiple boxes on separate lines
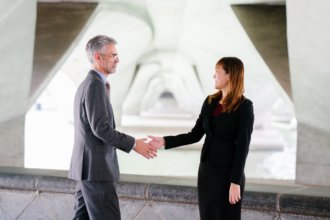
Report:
133,135,164,159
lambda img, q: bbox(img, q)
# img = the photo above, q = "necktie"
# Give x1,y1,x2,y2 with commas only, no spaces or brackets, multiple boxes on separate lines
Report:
105,82,110,96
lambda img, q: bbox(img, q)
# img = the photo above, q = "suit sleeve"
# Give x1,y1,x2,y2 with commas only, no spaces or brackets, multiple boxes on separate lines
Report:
164,98,207,149
230,100,254,184
85,81,134,153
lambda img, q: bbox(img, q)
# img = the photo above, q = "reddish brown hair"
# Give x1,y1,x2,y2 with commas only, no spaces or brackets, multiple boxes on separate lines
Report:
208,57,245,112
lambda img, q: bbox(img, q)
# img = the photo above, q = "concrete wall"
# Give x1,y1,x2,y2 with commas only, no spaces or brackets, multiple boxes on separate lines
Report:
231,1,330,187
0,168,329,220
0,0,36,124
0,1,97,167
0,0,36,167
286,0,330,187
0,116,25,167
232,5,291,98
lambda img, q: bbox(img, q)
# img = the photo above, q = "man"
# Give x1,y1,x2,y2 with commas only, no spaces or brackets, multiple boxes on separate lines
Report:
68,35,157,220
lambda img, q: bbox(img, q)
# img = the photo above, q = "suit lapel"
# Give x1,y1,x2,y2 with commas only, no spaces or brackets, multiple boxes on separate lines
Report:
200,96,219,160
204,96,220,133
88,70,116,129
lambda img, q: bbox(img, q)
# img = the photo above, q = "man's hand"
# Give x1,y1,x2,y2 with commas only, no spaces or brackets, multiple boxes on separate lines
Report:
229,183,241,205
148,135,165,149
133,138,158,159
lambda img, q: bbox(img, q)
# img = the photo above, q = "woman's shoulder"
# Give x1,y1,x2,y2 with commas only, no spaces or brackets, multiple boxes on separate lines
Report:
199,95,218,112
201,96,211,109
241,97,253,106
205,92,221,104
238,96,254,112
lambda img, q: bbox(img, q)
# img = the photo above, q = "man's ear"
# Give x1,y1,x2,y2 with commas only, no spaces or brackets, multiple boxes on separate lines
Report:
93,52,101,62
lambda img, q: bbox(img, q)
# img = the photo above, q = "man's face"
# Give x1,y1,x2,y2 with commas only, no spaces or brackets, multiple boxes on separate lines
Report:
97,43,119,75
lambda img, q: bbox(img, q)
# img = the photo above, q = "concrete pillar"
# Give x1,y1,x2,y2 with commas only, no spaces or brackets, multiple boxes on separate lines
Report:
0,0,36,166
0,117,25,167
287,0,330,186
231,5,291,98
30,2,97,107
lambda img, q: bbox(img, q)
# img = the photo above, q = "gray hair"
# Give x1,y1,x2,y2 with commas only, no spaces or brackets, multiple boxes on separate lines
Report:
86,35,117,64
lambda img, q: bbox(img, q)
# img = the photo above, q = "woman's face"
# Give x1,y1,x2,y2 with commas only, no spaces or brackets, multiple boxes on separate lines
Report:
214,65,230,90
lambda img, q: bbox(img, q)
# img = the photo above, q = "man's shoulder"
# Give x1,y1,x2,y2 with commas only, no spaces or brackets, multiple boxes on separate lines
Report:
87,70,103,81
76,72,103,95
82,71,104,86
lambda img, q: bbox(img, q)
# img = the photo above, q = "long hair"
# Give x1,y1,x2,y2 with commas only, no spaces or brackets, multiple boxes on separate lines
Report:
208,57,245,112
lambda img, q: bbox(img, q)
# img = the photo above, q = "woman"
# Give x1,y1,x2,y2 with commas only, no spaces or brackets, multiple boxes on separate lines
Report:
149,57,254,220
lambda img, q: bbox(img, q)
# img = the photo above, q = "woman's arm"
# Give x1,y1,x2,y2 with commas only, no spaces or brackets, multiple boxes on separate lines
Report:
149,98,208,150
230,100,254,184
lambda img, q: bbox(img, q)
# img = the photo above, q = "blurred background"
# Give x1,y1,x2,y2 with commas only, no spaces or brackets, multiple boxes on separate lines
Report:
1,0,330,186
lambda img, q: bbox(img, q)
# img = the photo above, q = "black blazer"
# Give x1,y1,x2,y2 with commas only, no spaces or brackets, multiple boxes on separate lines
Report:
164,96,254,184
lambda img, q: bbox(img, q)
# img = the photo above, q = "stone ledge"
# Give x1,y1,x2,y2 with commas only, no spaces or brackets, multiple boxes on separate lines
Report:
116,181,147,199
0,167,329,218
0,173,36,191
280,194,330,217
148,184,198,204
243,191,278,211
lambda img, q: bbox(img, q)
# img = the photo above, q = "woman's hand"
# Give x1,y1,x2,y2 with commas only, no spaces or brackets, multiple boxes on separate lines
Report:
148,135,165,149
229,183,241,205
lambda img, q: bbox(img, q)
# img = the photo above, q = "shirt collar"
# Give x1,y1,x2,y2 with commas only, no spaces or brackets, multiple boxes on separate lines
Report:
93,69,108,84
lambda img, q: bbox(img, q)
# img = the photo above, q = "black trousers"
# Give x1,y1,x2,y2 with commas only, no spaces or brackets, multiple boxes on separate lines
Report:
72,180,120,220
198,162,245,220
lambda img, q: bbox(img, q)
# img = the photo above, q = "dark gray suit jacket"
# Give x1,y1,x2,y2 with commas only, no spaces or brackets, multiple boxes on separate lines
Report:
69,70,135,182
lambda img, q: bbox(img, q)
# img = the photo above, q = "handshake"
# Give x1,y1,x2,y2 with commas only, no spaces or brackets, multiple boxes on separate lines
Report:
133,135,164,159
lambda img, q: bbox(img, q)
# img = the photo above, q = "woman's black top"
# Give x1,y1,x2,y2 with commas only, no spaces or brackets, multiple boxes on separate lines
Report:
164,96,254,184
